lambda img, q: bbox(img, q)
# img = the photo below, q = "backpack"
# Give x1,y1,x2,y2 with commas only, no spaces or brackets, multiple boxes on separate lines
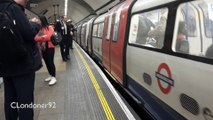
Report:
0,2,28,64
51,31,62,46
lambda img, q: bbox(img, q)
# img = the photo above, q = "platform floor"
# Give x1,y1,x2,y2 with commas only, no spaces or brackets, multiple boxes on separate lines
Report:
0,42,140,120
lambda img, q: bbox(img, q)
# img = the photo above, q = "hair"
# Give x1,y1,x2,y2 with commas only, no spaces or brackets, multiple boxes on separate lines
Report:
39,15,49,29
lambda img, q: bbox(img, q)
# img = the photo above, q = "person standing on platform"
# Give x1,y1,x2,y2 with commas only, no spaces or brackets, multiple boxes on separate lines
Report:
60,15,72,61
54,19,62,33
0,0,38,119
67,19,74,49
34,15,57,86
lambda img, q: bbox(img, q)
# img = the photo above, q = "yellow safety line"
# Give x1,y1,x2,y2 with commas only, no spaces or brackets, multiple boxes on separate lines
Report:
74,44,115,120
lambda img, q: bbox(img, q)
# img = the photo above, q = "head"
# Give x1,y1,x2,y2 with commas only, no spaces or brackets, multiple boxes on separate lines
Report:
15,0,29,6
62,15,67,22
38,15,49,28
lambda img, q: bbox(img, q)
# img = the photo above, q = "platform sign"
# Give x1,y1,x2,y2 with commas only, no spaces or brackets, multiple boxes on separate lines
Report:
155,63,174,94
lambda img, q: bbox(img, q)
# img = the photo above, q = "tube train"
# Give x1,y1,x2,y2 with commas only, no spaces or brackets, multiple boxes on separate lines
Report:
75,0,213,120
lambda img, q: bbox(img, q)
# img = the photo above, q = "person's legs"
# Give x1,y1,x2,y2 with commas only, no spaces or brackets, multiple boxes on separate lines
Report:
46,48,56,77
70,37,73,49
3,77,18,120
65,37,70,60
60,39,66,61
14,72,35,120
42,50,52,76
46,48,57,85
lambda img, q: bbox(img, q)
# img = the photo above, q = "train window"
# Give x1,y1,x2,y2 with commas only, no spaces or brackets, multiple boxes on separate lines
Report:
172,2,199,54
106,15,112,40
112,13,119,42
199,2,212,38
172,0,213,58
111,15,115,40
181,4,198,37
98,23,104,38
93,24,98,37
81,27,85,40
112,3,124,42
198,1,213,59
129,8,168,49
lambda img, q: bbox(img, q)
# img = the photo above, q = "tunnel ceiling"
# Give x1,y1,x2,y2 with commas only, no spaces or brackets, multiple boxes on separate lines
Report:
27,0,120,24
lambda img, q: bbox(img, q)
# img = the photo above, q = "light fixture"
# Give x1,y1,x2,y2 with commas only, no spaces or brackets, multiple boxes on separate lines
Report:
64,0,68,16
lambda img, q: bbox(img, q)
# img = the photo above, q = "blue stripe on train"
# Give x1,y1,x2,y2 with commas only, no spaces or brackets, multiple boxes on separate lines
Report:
127,75,186,120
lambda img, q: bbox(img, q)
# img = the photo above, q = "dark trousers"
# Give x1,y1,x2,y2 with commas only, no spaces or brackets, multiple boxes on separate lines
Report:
60,35,70,60
70,37,73,49
42,48,56,77
3,72,35,120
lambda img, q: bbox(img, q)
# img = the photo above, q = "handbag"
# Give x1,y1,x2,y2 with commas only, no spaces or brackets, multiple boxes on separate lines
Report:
51,31,62,46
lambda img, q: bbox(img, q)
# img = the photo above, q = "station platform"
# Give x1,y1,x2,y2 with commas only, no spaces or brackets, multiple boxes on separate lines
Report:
0,42,140,120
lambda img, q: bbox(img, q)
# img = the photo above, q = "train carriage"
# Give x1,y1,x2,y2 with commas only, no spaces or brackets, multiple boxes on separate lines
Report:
126,0,213,119
77,0,213,119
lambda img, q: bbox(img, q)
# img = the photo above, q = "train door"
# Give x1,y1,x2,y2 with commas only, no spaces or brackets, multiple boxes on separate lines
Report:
171,1,213,119
81,24,86,48
102,3,126,78
85,21,90,51
77,24,82,45
88,17,96,55
102,13,113,71
83,24,88,50
110,2,129,84
87,21,92,54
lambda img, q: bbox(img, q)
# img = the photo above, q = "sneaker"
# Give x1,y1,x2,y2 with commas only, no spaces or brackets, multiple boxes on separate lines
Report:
49,77,57,86
45,76,52,82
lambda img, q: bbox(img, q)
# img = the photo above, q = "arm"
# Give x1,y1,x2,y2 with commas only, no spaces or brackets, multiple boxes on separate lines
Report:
35,26,54,42
43,26,54,41
70,24,74,36
11,4,35,44
34,30,47,42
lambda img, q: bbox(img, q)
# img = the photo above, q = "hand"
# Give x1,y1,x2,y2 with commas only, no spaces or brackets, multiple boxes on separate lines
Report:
41,35,47,38
30,18,41,25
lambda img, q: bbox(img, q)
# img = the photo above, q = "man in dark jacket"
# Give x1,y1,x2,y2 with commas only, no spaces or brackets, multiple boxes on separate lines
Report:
0,0,38,120
60,15,72,61
67,19,74,49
